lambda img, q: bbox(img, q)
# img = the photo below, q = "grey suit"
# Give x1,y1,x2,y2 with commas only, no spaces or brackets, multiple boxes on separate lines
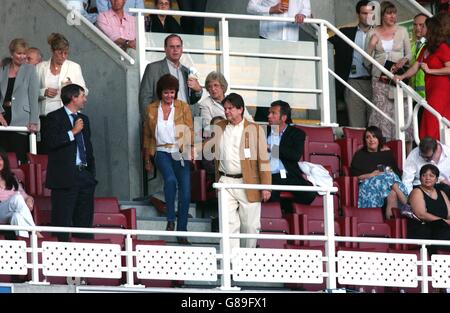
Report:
0,63,39,126
138,58,202,116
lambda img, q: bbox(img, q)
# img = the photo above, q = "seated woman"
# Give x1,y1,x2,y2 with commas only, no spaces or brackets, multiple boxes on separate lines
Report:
0,151,41,238
408,164,450,253
143,74,193,245
350,126,408,219
145,0,181,33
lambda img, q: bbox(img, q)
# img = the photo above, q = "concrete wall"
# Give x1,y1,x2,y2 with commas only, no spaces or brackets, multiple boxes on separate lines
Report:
0,0,142,200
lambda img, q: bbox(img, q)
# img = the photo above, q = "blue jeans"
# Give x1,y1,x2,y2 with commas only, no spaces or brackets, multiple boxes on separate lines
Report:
154,151,191,231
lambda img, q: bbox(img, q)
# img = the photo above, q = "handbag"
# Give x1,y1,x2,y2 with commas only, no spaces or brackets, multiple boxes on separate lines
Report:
379,60,409,85
399,203,422,222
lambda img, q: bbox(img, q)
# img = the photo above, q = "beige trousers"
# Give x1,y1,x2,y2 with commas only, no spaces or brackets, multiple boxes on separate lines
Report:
219,176,261,252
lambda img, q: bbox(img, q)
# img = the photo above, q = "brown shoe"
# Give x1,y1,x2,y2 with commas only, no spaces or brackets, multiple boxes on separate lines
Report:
166,221,175,231
150,196,166,215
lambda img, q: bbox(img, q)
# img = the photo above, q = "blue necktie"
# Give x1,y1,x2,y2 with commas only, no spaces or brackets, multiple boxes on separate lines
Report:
71,113,87,165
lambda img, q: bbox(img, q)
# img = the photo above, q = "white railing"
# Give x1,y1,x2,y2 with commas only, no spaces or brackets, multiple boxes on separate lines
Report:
131,9,449,166
0,126,37,154
47,0,135,65
1,183,450,292
406,0,433,17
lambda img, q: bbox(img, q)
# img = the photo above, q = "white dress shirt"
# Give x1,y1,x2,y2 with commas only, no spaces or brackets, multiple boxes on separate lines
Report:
247,0,311,41
267,126,286,174
167,59,188,103
402,142,450,194
219,120,245,175
156,101,178,153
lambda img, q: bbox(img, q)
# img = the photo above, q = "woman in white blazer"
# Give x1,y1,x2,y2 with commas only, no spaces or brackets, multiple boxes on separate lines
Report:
36,33,87,152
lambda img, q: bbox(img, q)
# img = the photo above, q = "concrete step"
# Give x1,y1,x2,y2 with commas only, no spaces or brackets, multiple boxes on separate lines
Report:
137,217,218,245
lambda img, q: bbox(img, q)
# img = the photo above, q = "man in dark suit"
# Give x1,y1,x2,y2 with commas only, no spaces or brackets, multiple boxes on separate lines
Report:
138,34,203,116
45,84,96,241
328,0,373,127
176,0,207,35
267,100,316,205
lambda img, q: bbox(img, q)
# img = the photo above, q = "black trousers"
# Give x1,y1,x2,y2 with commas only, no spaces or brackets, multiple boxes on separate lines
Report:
0,131,29,164
176,0,207,35
270,173,317,205
51,168,97,241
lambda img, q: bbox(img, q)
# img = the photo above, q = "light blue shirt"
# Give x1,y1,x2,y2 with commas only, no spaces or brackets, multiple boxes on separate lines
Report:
268,126,286,174
64,106,84,166
96,0,145,15
349,26,370,78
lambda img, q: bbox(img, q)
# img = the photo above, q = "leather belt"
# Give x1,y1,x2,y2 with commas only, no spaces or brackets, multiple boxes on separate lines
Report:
219,171,243,179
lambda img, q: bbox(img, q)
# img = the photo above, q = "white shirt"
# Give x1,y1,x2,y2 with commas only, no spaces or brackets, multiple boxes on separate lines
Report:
267,126,286,174
166,59,188,103
247,0,311,41
156,101,178,153
219,120,245,175
349,26,370,78
402,142,450,194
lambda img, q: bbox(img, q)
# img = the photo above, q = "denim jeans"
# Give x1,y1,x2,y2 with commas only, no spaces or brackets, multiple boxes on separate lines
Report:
154,151,191,231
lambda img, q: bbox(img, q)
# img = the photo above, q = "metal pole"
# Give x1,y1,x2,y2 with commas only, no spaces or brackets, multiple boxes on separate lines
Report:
217,186,234,291
394,85,406,160
136,12,146,80
219,18,230,87
319,23,331,125
324,191,337,290
420,244,429,293
29,133,37,154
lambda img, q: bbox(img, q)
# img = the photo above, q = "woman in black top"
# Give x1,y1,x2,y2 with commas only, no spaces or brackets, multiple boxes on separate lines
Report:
408,164,450,253
145,0,182,34
350,126,408,219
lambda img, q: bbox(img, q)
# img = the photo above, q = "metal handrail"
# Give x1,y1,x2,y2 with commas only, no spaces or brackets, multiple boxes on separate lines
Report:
0,126,37,154
406,0,433,16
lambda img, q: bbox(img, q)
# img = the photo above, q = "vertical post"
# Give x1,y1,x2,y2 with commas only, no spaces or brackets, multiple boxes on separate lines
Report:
136,12,146,80
217,186,232,290
30,231,40,284
324,191,337,290
219,18,230,87
29,133,37,155
394,85,406,161
124,234,135,287
318,23,331,125
420,244,429,293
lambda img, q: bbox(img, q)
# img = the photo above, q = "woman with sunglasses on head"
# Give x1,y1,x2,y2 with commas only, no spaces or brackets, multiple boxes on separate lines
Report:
36,33,88,153
350,126,408,219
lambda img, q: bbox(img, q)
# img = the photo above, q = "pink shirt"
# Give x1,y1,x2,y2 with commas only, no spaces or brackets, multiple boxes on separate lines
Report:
0,182,28,202
97,9,136,42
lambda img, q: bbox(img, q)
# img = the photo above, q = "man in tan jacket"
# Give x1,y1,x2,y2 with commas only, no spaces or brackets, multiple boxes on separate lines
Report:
211,93,271,250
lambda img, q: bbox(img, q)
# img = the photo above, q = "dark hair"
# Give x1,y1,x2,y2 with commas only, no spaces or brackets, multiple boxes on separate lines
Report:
380,1,396,18
210,115,226,125
363,126,384,152
156,74,179,100
436,12,450,38
356,0,370,13
48,33,69,52
419,136,438,155
164,34,183,48
414,13,428,21
420,163,440,178
270,100,292,124
155,0,171,6
0,152,19,191
222,93,245,116
60,84,85,106
425,16,447,54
